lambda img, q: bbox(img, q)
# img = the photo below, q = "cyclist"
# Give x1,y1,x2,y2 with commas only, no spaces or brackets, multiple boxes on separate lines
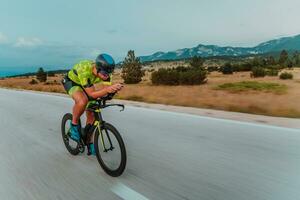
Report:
62,53,123,155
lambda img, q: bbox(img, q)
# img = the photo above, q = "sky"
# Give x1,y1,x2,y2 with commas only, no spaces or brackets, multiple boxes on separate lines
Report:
1,0,300,72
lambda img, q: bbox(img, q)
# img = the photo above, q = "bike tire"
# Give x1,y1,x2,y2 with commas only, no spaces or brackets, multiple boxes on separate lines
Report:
94,123,127,177
61,113,81,155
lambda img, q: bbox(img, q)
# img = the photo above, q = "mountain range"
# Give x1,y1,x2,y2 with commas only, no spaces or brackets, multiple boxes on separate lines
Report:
140,34,300,62
1,34,300,77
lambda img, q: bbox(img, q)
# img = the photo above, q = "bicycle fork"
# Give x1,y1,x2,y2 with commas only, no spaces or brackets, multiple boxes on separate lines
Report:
94,120,114,152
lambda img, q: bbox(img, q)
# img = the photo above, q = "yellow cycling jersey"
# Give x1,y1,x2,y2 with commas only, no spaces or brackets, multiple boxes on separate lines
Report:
68,60,112,88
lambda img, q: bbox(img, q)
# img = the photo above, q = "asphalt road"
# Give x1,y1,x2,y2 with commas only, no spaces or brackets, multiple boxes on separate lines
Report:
0,88,299,200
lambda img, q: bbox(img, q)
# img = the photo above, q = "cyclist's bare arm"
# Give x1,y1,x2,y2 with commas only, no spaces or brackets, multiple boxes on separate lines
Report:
84,84,123,99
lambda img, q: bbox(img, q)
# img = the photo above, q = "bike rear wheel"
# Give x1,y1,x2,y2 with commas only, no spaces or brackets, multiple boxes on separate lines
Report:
61,113,82,155
94,123,127,177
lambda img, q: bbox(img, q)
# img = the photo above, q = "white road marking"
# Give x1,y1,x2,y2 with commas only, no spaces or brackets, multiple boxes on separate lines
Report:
111,182,149,200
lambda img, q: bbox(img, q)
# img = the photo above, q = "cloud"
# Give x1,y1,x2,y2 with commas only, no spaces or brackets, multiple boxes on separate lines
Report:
14,37,43,47
0,32,8,44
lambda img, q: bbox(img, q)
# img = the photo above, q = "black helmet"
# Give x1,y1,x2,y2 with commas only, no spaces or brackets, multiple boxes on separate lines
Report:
95,53,115,75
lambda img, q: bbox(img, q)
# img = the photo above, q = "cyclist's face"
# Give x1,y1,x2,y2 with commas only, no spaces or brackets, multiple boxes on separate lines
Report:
98,72,110,80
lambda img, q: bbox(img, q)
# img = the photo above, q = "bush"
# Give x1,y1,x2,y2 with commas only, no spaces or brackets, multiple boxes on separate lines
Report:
239,62,253,71
190,56,204,68
207,66,219,72
220,62,233,74
279,72,293,80
179,69,207,85
175,66,189,72
29,79,38,84
36,67,47,82
251,67,266,78
287,60,293,69
151,67,207,85
266,68,279,76
151,68,180,85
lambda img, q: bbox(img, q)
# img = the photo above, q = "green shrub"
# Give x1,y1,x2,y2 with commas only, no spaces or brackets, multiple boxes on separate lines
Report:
207,66,219,72
220,62,233,74
235,62,253,72
179,69,207,85
36,67,47,82
266,68,279,76
151,68,180,85
29,79,38,85
175,66,189,72
190,56,204,68
151,67,207,85
279,72,293,80
251,67,266,78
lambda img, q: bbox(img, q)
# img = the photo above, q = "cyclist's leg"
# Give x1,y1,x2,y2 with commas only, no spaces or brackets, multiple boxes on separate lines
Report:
62,77,88,124
85,110,95,144
85,109,96,155
71,89,88,125
86,110,95,125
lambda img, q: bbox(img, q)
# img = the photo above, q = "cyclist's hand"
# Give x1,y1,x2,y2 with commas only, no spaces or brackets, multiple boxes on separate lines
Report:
106,86,117,94
111,83,123,91
106,84,123,94
114,83,124,91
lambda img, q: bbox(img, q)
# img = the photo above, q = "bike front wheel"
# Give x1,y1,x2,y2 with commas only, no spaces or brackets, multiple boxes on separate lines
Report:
94,123,127,177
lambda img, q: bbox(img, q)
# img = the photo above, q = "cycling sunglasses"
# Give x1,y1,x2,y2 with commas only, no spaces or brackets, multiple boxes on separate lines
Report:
98,69,111,77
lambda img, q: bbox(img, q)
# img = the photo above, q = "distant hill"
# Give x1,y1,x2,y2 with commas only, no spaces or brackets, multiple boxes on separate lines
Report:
140,35,300,62
4,69,68,78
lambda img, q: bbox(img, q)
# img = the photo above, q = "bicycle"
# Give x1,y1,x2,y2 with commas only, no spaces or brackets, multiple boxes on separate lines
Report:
61,93,127,177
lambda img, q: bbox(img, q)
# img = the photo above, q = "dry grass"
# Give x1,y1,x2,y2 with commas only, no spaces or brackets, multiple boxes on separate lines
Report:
1,68,300,118
0,75,66,93
215,81,287,94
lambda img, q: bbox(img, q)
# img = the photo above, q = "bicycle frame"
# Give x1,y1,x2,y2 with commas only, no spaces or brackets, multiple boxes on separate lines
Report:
88,101,124,152
92,108,108,152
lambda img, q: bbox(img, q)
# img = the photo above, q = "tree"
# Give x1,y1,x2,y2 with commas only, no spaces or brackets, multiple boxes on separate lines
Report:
278,50,289,66
189,56,204,69
292,51,300,67
36,67,47,82
267,56,276,66
121,50,144,84
287,59,293,69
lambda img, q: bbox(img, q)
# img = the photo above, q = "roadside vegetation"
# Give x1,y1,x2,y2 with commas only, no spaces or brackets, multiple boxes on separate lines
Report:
121,50,144,84
216,81,287,94
151,56,208,85
1,49,300,118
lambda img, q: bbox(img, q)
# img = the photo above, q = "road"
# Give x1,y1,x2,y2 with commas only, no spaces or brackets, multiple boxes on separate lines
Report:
0,88,299,200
